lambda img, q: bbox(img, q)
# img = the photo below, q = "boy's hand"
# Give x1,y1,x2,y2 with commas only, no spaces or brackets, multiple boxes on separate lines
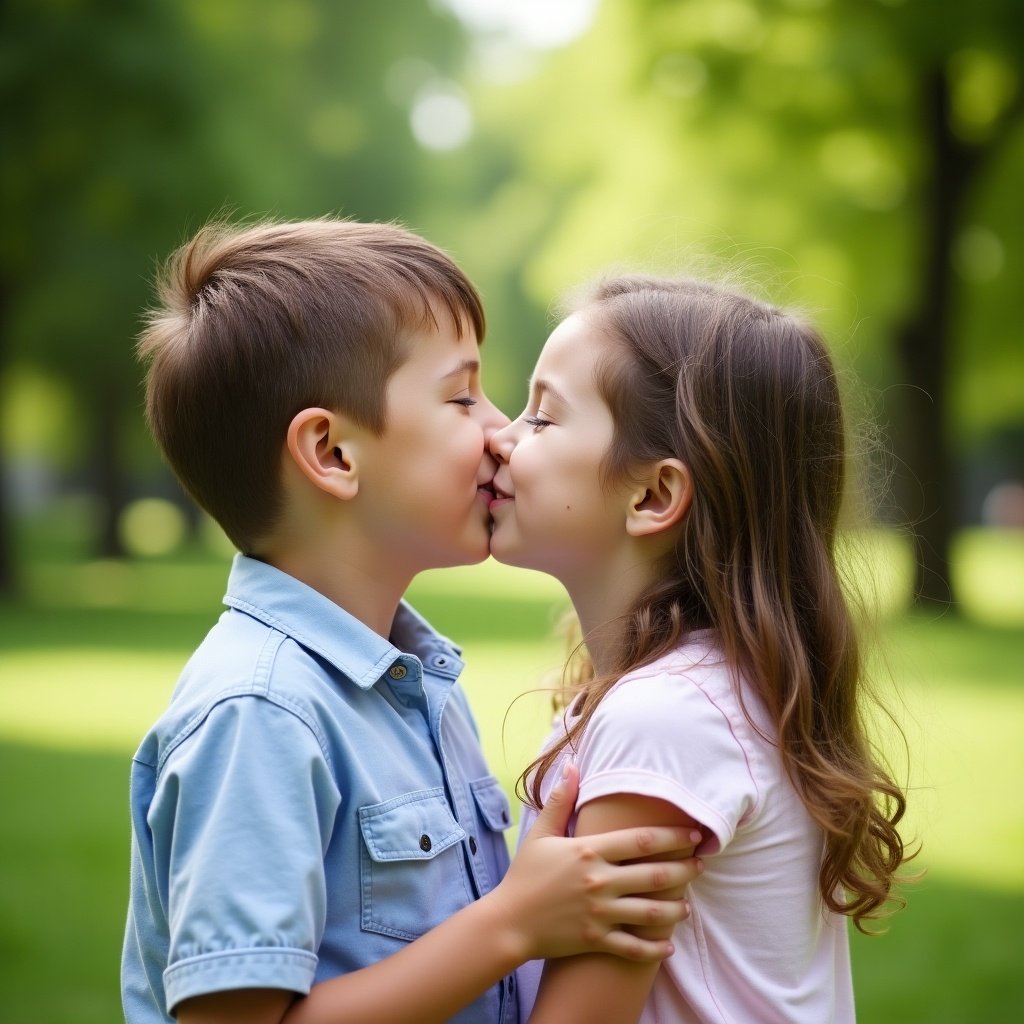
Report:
489,765,702,964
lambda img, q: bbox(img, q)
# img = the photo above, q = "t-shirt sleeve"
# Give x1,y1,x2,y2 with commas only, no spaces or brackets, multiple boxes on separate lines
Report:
148,695,340,1011
574,671,756,854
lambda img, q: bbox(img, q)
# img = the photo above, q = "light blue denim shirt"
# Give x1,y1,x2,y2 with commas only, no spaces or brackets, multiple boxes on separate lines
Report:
122,554,518,1023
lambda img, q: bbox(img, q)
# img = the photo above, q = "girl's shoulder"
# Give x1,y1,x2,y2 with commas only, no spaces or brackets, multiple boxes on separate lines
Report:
602,633,769,740
576,634,768,847
612,631,730,697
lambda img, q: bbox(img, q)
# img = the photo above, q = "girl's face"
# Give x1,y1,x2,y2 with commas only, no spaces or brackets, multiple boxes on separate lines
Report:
488,313,631,586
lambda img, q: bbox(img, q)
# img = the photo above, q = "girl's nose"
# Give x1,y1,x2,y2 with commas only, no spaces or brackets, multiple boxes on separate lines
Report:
474,393,509,443
489,421,515,462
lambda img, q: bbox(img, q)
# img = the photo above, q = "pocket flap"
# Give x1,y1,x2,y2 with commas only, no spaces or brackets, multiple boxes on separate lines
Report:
359,788,466,863
469,775,513,832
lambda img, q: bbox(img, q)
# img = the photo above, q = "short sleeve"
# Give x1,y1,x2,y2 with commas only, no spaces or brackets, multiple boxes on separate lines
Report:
149,695,340,1011
574,671,756,854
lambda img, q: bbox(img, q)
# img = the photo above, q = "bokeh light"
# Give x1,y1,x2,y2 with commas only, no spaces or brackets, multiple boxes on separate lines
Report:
117,498,186,558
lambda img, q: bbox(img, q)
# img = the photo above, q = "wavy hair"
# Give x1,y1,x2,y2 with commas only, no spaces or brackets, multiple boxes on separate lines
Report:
521,275,910,930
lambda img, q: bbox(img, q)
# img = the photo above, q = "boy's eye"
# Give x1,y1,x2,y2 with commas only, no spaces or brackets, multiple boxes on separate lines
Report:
524,415,552,430
451,397,477,408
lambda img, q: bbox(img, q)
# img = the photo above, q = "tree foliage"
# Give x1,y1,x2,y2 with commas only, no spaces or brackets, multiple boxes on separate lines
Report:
2,0,1021,609
0,0,471,588
446,0,1024,605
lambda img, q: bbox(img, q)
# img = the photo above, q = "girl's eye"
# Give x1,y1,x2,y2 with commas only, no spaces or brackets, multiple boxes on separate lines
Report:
524,415,552,430
451,397,477,408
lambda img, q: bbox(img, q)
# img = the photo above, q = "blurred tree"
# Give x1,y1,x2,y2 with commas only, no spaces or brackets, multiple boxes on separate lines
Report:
453,0,1024,608
0,0,472,592
1,0,234,586
881,2,1023,604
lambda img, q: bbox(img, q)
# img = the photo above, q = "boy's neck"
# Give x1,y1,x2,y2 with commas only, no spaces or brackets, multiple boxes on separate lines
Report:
260,538,411,640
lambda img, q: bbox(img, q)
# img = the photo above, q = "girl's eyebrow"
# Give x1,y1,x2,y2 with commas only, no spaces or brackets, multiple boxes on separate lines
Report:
529,378,569,407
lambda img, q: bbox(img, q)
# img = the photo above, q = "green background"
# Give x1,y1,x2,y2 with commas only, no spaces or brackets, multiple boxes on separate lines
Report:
2,0,1023,1020
1,517,1023,1021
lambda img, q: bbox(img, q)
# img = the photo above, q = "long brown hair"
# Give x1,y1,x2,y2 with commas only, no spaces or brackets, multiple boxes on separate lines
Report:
522,275,909,930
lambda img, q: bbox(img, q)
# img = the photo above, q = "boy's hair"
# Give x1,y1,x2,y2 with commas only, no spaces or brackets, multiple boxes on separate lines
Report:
138,218,485,552
522,275,909,930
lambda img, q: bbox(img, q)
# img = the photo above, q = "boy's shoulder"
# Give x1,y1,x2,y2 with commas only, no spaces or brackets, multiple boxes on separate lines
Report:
132,608,304,768
135,554,466,771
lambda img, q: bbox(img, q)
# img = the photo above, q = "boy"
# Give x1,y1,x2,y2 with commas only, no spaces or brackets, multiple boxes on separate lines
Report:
122,219,699,1024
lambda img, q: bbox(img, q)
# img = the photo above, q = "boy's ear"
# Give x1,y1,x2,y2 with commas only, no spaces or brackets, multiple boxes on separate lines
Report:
285,407,360,501
625,458,692,538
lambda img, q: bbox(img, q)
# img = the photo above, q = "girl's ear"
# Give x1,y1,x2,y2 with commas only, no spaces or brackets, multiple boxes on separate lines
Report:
625,458,692,538
285,407,360,501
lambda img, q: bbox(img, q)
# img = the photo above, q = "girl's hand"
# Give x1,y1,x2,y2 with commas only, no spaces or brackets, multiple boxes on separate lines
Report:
486,764,701,963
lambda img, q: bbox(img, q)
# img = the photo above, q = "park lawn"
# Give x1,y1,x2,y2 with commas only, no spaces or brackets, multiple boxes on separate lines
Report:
1,549,1023,1023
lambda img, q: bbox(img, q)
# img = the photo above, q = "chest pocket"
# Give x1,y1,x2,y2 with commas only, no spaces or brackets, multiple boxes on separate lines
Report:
358,787,472,941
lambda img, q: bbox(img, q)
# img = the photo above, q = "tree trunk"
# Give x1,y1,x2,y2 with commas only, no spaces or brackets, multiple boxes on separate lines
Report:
894,67,978,608
0,444,17,599
94,380,129,558
0,278,18,598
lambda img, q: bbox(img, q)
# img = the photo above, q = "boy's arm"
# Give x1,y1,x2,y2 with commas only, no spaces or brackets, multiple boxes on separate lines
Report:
178,769,700,1024
526,793,701,1024
177,989,295,1024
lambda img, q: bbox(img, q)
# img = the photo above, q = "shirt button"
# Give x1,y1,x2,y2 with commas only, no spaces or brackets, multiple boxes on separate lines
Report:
419,833,432,852
469,836,478,855
389,664,407,680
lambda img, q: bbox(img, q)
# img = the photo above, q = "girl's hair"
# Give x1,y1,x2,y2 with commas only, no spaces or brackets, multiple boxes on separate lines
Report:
521,274,908,930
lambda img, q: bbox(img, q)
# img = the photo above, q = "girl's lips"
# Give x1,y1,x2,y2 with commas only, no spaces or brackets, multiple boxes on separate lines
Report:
477,485,498,509
488,481,513,511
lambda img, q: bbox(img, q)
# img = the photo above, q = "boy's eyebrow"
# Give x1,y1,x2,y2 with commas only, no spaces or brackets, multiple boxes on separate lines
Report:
440,358,480,381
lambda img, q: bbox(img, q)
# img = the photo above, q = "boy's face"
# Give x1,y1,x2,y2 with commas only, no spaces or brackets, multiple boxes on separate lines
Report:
354,306,507,576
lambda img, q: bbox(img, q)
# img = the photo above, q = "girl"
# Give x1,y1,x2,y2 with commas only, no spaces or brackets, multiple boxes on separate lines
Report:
489,276,909,1024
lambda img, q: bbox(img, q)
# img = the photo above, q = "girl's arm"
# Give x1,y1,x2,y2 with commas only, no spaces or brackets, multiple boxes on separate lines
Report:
178,768,701,1024
527,793,702,1024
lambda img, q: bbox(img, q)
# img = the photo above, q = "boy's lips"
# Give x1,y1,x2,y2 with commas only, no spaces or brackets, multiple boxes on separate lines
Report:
477,480,497,509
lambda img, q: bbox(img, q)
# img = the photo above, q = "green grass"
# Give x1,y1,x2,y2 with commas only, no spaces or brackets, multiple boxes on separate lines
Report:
1,538,1023,1023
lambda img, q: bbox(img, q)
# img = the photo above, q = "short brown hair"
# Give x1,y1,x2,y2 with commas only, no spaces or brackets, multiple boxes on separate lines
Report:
138,218,485,552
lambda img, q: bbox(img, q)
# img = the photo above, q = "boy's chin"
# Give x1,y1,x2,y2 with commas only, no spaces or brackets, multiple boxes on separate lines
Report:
486,536,527,569
448,536,492,567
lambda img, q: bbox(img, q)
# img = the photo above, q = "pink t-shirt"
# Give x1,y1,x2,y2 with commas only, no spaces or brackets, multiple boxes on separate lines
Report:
517,636,855,1024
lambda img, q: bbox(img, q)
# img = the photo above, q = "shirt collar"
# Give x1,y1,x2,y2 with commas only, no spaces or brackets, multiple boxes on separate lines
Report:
223,554,462,690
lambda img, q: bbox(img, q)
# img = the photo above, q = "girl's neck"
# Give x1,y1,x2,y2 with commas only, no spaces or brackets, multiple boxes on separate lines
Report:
574,618,624,678
564,550,661,677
